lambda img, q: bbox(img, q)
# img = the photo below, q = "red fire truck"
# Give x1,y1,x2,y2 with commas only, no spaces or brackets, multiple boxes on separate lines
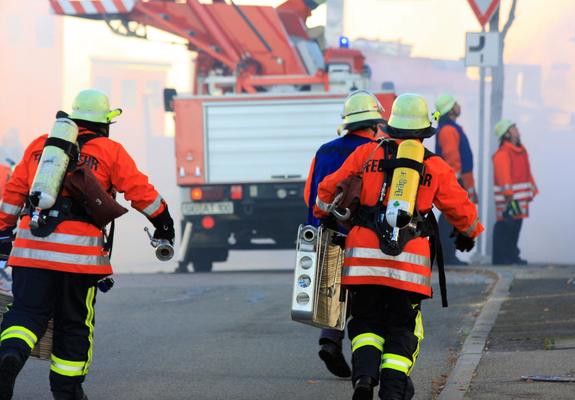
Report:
51,0,395,272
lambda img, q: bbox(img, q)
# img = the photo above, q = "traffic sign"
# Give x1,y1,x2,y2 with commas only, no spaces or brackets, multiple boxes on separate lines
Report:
467,0,500,27
465,32,500,67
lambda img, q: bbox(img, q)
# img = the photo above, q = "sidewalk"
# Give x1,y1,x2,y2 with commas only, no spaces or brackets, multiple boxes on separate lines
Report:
446,264,575,399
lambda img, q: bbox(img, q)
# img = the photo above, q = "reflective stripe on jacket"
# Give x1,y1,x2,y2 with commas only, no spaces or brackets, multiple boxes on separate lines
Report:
315,140,483,297
493,141,537,221
0,129,166,274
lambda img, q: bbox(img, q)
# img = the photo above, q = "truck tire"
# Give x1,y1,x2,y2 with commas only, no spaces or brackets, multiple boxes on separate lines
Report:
174,261,190,274
193,260,213,273
190,248,228,273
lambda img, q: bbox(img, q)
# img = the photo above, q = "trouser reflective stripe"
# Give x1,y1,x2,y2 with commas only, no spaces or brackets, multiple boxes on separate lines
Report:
381,353,413,374
50,354,86,377
0,325,38,349
379,306,423,376
50,286,95,377
351,332,385,352
84,286,95,374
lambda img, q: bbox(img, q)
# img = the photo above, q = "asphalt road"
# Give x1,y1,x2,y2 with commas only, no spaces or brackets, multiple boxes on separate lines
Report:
11,269,492,400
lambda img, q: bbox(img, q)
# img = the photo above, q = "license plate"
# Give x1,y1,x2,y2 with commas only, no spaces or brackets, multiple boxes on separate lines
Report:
182,201,234,216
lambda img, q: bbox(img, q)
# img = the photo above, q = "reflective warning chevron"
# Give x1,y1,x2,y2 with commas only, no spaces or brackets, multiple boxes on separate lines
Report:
49,0,136,15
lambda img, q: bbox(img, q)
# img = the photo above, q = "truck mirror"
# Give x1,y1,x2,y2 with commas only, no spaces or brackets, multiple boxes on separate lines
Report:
163,88,178,112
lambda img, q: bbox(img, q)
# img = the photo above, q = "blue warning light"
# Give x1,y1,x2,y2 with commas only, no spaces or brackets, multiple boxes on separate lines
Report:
339,36,350,48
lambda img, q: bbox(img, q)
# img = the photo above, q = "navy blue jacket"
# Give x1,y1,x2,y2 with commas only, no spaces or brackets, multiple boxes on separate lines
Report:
305,132,374,226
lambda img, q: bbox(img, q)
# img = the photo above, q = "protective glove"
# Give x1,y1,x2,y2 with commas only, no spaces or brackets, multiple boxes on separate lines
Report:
320,215,338,231
0,226,16,258
467,188,478,204
451,230,475,252
148,206,175,245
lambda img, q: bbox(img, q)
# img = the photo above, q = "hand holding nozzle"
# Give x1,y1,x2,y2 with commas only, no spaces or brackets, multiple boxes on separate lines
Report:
144,227,174,261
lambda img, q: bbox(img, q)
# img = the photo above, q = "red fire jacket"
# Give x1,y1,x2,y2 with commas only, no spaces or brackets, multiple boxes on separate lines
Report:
0,128,166,275
493,141,537,221
315,140,483,297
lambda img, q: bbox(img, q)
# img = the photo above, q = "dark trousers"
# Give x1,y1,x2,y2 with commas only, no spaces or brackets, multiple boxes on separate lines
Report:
0,267,100,396
319,328,345,346
492,219,523,265
347,286,423,389
438,213,458,263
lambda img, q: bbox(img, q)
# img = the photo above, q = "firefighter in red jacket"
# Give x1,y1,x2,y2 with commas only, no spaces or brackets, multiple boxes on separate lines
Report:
492,120,537,265
0,89,175,400
434,94,477,265
315,94,483,400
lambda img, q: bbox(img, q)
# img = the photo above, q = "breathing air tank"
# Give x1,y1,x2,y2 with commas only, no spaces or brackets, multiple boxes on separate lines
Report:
385,139,425,229
29,118,79,228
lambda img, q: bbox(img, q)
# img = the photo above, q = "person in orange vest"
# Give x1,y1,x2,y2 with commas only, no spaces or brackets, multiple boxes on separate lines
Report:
0,164,11,200
434,94,478,265
315,94,483,400
304,90,386,378
0,89,175,400
492,120,537,265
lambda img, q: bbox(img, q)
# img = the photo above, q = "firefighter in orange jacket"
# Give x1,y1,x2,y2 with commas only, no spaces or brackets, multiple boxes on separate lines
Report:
315,94,483,400
0,89,175,400
0,164,10,200
434,94,477,265
492,120,537,265
304,90,385,378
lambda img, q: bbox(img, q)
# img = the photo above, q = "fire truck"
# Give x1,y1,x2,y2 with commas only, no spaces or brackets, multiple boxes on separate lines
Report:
50,0,395,272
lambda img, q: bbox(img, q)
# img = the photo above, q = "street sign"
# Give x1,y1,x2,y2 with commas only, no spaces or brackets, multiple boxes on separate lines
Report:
467,0,500,27
465,32,500,67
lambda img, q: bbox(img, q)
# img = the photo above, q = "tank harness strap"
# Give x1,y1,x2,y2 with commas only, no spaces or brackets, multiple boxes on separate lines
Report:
425,211,447,307
28,133,107,238
44,137,79,160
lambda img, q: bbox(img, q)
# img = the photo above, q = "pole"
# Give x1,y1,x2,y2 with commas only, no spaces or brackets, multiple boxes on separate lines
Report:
477,64,487,260
484,7,502,260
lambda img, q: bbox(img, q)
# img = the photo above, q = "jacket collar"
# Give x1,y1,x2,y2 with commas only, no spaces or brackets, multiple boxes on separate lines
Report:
350,128,378,140
501,140,526,153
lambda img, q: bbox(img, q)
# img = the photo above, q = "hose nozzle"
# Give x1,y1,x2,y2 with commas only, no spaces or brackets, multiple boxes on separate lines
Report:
144,227,174,261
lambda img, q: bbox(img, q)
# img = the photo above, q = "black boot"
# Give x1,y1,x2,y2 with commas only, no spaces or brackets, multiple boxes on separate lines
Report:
318,340,352,378
0,348,25,400
379,370,414,400
52,386,88,400
353,376,376,400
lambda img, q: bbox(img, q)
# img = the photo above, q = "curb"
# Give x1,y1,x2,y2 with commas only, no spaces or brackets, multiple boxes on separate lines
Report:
436,269,514,400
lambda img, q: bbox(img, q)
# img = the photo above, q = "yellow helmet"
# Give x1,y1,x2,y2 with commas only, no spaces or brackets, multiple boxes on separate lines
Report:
387,93,434,138
341,90,385,131
69,89,122,123
495,119,515,139
435,94,456,116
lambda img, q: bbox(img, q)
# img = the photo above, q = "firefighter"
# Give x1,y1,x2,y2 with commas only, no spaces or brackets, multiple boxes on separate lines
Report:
492,120,537,265
0,89,175,400
0,163,10,199
434,94,477,265
304,90,386,378
315,94,483,400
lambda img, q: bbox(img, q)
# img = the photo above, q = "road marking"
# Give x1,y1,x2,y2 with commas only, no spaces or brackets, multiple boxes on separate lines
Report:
437,269,513,400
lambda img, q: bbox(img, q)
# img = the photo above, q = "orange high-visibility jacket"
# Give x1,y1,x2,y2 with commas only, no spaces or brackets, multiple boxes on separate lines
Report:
436,122,476,195
492,141,537,221
0,128,166,275
0,164,10,200
314,140,483,297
